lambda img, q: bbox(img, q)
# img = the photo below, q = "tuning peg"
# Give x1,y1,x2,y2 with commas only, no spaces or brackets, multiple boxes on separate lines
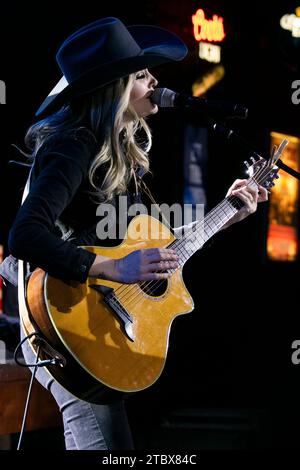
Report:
272,145,277,154
250,156,256,163
244,161,250,168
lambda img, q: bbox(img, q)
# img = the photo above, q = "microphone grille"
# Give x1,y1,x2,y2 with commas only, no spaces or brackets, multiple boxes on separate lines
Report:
151,88,176,107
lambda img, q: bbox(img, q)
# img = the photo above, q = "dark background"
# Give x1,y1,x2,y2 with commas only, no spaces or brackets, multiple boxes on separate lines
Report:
1,0,300,449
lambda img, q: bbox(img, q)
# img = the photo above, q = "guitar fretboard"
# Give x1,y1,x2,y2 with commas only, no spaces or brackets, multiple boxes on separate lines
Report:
170,196,244,264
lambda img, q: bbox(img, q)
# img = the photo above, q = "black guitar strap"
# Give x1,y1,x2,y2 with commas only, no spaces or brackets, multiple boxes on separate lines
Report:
17,169,37,338
17,173,64,365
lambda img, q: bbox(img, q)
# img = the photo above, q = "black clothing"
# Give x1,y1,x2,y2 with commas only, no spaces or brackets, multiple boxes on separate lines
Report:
8,128,141,283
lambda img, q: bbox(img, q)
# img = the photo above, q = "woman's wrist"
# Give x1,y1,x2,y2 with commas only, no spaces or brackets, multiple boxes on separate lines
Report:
89,254,118,280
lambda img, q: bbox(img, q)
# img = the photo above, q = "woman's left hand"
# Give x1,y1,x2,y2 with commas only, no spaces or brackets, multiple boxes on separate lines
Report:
224,178,268,227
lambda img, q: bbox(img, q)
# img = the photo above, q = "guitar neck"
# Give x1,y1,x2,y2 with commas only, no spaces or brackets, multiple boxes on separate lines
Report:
171,196,244,263
203,195,244,241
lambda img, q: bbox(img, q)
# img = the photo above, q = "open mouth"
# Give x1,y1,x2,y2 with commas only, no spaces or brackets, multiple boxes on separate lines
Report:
146,90,154,100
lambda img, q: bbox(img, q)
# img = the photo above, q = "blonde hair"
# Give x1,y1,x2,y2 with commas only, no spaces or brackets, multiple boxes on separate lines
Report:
25,73,152,202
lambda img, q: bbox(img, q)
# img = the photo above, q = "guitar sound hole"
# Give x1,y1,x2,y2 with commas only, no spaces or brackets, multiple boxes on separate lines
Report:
140,279,168,297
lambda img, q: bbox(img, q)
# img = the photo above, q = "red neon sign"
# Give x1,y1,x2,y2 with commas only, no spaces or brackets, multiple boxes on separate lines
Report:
192,8,225,42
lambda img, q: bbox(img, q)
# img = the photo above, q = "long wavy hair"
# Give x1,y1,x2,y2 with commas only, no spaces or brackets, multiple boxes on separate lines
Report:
25,73,152,202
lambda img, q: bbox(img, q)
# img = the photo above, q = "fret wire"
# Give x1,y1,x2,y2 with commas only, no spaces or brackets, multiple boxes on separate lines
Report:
174,197,238,258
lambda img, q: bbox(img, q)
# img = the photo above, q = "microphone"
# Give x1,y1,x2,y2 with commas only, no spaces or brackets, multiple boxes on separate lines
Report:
151,88,248,119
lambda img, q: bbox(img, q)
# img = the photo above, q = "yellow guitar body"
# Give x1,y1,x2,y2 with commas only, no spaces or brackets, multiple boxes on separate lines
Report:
27,215,194,396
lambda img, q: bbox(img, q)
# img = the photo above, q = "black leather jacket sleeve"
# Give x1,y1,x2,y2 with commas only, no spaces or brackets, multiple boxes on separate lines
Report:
8,129,98,283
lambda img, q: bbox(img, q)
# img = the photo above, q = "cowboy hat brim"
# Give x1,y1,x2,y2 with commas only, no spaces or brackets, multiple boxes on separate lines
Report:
35,24,188,117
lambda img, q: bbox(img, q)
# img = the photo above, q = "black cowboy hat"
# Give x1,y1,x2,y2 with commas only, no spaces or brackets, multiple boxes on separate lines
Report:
36,17,188,117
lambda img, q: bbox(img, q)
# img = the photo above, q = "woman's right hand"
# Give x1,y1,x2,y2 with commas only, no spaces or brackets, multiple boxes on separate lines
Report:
90,248,179,283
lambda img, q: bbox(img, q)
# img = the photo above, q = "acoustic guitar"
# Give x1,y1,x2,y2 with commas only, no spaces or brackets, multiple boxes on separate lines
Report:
25,141,287,404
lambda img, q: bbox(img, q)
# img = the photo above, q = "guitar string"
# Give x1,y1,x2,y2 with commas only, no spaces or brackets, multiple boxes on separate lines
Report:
110,167,269,310
131,165,273,304
107,196,239,321
107,171,270,321
111,195,238,304
110,169,270,315
113,163,269,306
104,166,271,314
118,200,236,306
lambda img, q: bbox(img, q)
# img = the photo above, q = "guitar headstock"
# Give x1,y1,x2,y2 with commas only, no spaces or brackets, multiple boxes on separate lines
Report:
243,139,289,190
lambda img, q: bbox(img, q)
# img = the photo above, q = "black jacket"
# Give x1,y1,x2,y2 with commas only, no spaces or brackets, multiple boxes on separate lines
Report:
8,128,141,283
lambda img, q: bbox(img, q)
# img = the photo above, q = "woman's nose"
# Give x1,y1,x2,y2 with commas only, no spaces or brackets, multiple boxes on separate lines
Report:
149,73,158,87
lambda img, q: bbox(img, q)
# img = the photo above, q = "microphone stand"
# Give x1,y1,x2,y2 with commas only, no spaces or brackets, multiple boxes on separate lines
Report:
212,122,300,181
275,159,300,181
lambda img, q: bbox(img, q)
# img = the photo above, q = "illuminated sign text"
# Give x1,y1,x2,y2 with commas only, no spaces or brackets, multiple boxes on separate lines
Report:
192,8,225,42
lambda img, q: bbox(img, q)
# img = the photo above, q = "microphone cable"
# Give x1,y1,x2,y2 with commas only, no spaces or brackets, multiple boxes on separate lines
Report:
14,332,64,450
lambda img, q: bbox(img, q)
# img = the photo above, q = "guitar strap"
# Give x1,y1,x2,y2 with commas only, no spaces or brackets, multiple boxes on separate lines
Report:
17,173,64,364
17,168,38,338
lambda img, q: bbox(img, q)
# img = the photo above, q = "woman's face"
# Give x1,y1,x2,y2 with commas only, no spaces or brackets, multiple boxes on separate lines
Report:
129,69,158,118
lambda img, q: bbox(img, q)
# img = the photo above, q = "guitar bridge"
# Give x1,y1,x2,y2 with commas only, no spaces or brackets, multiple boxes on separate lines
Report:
89,284,134,342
